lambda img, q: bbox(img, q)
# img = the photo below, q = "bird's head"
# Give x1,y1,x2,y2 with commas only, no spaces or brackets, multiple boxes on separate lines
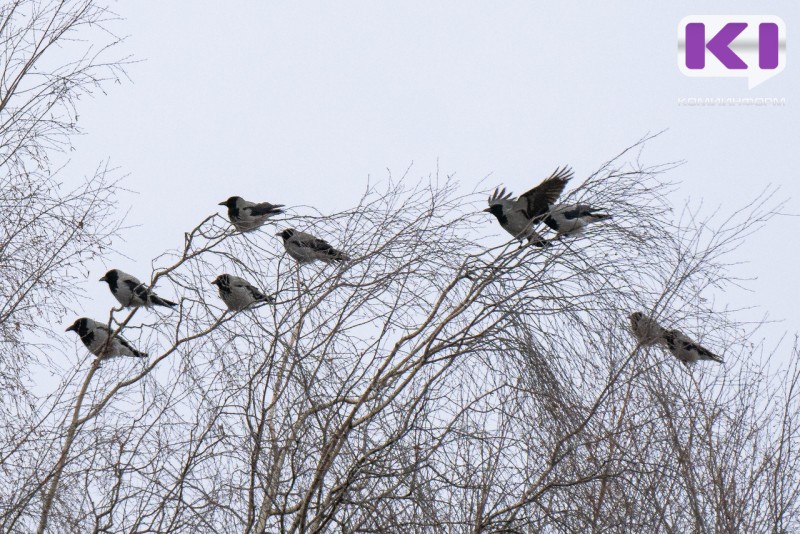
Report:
483,204,504,219
629,311,644,323
211,274,230,287
66,317,88,334
98,269,119,284
276,228,295,240
218,196,242,208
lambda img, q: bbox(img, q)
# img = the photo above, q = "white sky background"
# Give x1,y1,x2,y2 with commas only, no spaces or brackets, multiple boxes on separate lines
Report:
63,1,799,358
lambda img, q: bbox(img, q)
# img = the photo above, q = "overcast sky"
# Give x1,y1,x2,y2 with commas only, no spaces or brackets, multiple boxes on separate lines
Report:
66,1,799,348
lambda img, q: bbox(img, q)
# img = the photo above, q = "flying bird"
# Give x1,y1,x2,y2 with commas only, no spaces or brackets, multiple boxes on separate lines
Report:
277,228,350,263
66,318,147,358
219,196,285,232
211,274,274,311
99,269,177,308
541,204,612,237
629,311,666,346
484,166,572,246
662,329,724,366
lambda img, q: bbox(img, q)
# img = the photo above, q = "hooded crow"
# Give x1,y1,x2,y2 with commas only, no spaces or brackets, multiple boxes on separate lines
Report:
541,204,611,237
99,269,177,308
276,228,350,263
484,166,572,246
662,329,724,366
66,318,147,358
629,311,666,346
219,196,285,232
211,274,274,311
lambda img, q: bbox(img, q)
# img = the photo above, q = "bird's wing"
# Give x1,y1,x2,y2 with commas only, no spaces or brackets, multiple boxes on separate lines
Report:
124,279,151,301
517,166,573,219
244,283,267,301
676,332,723,362
246,202,285,216
487,187,515,207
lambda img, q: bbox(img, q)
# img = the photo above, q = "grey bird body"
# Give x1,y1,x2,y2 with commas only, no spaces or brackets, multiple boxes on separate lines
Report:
277,228,350,263
66,318,147,358
211,274,273,311
662,329,723,365
219,196,285,232
629,311,666,346
99,269,177,308
484,166,572,246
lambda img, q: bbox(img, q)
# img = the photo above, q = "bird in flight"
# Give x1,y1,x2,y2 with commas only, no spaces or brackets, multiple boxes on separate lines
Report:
66,318,147,358
219,196,285,232
484,166,572,246
277,228,350,263
99,269,177,308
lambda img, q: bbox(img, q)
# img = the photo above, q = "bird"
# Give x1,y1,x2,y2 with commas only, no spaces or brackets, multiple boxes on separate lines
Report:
277,228,350,263
219,196,285,232
99,269,177,308
628,311,666,346
662,329,724,366
66,318,147,358
541,204,612,237
484,166,572,246
211,274,274,311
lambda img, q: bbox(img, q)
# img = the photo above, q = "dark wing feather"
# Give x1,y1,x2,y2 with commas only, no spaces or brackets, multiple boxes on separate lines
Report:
517,166,573,219
487,187,514,204
124,279,151,303
117,336,147,358
247,202,285,217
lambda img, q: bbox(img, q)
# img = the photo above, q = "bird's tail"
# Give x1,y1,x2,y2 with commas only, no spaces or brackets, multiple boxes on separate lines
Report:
150,295,178,308
329,249,350,262
587,209,612,222
132,349,148,358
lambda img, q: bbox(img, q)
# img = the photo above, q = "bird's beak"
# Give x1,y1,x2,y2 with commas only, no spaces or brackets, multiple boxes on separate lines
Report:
218,201,227,206
98,276,107,282
65,324,76,332
275,231,282,236
482,208,491,212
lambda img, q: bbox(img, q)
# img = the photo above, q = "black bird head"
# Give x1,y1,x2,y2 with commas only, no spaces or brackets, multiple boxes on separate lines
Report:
66,317,88,334
483,203,506,222
630,311,644,323
218,196,242,208
276,229,295,241
98,269,119,285
211,274,230,287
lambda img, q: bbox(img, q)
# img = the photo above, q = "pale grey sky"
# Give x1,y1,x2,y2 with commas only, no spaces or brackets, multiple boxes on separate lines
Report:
67,1,798,341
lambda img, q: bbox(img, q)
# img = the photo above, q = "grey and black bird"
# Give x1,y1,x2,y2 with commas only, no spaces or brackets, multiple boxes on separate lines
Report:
541,204,612,237
484,166,572,246
628,311,666,347
219,196,285,232
277,228,350,263
662,329,723,366
211,274,274,311
66,317,147,358
99,269,177,308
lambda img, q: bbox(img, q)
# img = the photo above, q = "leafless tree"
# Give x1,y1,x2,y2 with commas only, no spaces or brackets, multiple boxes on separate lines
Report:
3,3,800,534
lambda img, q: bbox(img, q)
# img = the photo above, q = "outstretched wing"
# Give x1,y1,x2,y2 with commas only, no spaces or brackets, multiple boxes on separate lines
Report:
487,187,515,206
517,166,572,219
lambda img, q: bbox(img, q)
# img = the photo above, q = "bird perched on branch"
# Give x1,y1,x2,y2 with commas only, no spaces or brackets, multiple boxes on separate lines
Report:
541,204,612,237
219,196,285,232
99,269,177,309
66,318,147,358
628,311,666,346
484,166,572,246
211,274,274,311
662,329,723,366
277,228,350,263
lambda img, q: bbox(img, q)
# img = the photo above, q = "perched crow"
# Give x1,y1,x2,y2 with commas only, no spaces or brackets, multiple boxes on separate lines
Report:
484,166,572,246
211,274,274,311
219,196,285,232
628,311,666,346
662,329,724,365
541,204,611,237
276,228,350,263
99,269,177,308
66,318,147,358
